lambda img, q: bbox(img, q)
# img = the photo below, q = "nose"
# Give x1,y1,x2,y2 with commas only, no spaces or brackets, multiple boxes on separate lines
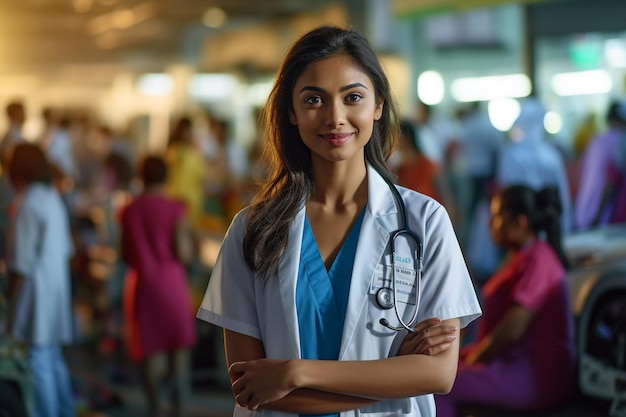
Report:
325,99,346,127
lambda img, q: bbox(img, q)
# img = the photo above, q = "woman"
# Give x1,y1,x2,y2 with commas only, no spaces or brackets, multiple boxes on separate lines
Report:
436,185,576,416
197,25,481,417
5,143,76,417
120,155,197,417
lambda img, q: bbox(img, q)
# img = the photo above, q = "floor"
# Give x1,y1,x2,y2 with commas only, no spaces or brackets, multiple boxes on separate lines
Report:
64,318,235,417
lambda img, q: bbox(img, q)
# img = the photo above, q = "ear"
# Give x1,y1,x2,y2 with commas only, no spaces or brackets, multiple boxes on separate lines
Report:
289,108,297,125
374,98,384,121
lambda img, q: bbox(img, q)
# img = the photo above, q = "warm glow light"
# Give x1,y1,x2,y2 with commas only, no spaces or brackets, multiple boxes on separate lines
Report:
137,73,174,96
451,74,531,102
544,111,562,135
202,7,227,28
73,0,94,13
551,70,613,96
488,98,521,132
87,2,157,34
417,71,444,105
112,8,135,29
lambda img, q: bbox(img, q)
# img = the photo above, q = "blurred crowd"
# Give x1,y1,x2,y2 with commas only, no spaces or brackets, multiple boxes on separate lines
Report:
390,96,626,283
0,90,625,416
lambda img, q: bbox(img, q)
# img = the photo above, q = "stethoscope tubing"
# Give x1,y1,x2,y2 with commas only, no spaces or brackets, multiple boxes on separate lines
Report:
378,177,424,333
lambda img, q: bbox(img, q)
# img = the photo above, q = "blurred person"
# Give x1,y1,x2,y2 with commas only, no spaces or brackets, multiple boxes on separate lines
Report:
38,107,78,181
574,99,626,229
1,100,27,171
120,155,198,417
210,117,250,222
467,98,573,282
496,97,572,235
395,119,448,205
413,99,458,166
457,101,504,238
435,185,576,417
165,116,207,228
4,143,77,417
0,100,27,270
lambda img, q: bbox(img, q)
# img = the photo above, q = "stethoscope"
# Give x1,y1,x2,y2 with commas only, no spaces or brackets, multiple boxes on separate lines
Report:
377,177,424,333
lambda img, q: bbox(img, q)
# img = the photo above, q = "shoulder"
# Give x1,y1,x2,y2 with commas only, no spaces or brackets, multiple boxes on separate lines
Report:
397,185,447,218
522,239,563,271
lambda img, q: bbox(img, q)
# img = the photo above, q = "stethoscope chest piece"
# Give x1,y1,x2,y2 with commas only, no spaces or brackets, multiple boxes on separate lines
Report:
376,287,394,310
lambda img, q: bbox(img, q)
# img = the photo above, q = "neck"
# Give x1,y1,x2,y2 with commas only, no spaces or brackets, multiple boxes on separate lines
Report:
310,160,368,209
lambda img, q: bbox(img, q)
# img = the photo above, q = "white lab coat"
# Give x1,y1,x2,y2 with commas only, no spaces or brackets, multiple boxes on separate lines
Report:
198,165,482,417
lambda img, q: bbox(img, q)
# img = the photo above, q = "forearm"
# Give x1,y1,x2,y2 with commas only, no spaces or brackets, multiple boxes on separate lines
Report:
293,349,458,400
261,352,455,413
262,388,376,413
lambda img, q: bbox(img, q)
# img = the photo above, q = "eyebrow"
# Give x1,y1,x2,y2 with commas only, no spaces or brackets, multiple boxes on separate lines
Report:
299,82,368,94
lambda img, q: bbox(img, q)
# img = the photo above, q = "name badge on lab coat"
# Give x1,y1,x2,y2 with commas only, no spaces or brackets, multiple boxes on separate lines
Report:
370,263,417,305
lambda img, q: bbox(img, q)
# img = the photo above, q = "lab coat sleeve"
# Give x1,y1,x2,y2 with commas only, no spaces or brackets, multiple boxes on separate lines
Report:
418,203,482,329
197,209,261,339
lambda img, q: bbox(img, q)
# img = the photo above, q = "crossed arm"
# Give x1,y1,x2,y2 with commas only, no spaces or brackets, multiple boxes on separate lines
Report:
225,317,460,413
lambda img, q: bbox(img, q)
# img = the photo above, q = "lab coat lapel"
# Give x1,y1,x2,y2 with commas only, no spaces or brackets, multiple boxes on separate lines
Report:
277,207,306,358
339,165,398,360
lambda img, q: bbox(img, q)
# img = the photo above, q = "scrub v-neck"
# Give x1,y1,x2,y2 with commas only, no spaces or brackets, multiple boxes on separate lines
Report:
296,207,366,361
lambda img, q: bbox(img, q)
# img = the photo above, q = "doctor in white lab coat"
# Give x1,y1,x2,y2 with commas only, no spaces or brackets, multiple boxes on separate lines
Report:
197,26,481,417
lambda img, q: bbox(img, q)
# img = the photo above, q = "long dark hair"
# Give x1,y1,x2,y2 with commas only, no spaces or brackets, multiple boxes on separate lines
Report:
243,25,401,280
497,185,569,269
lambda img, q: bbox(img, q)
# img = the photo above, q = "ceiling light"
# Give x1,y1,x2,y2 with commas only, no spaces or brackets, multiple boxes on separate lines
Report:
604,39,626,68
188,74,238,101
451,74,531,102
202,7,227,29
487,98,520,132
112,9,135,29
417,70,444,106
551,70,613,96
544,111,562,135
137,73,174,97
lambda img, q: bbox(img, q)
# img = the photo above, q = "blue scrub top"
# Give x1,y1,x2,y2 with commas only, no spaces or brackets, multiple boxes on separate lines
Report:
296,209,365,417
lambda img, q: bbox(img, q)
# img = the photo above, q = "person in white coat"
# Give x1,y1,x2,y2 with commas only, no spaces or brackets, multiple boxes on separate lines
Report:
197,25,482,417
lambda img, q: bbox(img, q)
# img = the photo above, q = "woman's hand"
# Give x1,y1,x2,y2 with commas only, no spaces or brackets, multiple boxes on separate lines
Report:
397,318,457,356
229,358,299,410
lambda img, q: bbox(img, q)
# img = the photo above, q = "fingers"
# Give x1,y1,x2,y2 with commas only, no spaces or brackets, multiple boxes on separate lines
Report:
417,326,457,351
412,317,442,334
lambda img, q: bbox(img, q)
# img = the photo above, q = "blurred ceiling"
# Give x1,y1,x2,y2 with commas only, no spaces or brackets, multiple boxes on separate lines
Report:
0,0,339,84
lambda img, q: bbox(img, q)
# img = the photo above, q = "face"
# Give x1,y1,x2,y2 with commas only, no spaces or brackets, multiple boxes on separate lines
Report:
289,53,383,167
489,195,525,248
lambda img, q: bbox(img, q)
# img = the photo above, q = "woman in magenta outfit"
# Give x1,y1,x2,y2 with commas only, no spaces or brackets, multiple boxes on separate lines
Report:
120,155,197,417
435,185,576,416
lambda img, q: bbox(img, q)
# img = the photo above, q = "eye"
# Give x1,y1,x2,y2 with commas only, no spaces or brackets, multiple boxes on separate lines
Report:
345,93,363,103
304,96,323,105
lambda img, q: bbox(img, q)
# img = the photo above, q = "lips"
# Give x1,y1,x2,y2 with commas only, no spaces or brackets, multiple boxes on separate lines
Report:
321,132,353,146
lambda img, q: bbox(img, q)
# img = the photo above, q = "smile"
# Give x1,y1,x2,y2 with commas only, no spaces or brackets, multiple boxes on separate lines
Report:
320,132,353,146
